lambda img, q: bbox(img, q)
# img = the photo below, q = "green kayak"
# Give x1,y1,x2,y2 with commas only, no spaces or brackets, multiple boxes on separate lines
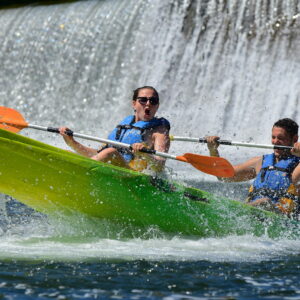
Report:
0,128,299,238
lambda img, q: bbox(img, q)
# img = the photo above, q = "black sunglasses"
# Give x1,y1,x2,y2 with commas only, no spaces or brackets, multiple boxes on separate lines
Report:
136,97,159,105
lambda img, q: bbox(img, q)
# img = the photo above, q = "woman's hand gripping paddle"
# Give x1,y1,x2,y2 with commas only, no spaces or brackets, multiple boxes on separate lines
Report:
0,106,234,177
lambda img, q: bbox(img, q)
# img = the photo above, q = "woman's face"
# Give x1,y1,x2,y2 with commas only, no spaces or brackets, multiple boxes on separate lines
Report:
132,88,159,122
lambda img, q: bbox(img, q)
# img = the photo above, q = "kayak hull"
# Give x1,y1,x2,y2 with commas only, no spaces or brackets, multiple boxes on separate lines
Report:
0,129,299,238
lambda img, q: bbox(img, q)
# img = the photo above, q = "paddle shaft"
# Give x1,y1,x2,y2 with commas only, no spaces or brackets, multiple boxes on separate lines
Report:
171,136,293,150
0,106,235,177
28,124,176,160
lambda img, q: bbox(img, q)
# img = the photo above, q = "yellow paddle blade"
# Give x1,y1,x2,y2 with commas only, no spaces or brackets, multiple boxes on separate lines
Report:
0,106,28,133
176,153,234,178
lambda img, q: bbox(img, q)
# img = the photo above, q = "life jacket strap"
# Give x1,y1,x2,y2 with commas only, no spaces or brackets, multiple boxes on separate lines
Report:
260,165,290,181
115,124,145,140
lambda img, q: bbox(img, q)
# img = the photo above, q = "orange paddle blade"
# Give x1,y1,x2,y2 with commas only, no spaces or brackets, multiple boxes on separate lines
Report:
0,106,28,133
177,153,234,178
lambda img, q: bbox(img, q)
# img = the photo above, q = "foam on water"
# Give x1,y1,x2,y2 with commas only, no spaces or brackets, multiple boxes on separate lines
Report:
0,194,299,263
0,231,300,263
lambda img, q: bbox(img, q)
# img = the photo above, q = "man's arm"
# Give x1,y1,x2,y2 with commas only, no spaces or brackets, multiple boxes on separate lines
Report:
291,142,300,156
206,136,261,182
291,164,300,192
230,156,262,182
289,143,300,193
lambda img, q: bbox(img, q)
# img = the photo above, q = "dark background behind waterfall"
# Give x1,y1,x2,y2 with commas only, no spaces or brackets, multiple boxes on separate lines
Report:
1,0,300,179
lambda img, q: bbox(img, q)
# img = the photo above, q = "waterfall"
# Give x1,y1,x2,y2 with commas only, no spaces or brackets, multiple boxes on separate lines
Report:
0,0,300,167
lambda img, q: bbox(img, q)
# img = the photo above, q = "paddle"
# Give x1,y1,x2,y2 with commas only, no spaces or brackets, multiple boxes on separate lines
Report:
0,106,234,177
170,135,293,150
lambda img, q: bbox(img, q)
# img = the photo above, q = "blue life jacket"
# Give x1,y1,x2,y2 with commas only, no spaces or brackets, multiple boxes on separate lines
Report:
106,115,170,162
248,153,300,207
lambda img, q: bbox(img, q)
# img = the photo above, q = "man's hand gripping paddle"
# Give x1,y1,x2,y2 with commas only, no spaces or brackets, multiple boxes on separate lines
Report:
170,135,293,151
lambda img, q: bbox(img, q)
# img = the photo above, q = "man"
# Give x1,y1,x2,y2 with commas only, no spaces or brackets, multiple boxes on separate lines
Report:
206,118,300,216
59,86,170,172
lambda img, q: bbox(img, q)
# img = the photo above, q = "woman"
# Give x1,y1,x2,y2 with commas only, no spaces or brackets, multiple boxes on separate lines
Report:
59,86,170,172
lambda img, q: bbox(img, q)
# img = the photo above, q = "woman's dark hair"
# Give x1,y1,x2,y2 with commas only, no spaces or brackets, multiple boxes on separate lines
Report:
132,86,159,101
273,118,299,137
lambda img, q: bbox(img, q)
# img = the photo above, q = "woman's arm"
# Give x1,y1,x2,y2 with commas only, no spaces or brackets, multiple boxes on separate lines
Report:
59,127,98,157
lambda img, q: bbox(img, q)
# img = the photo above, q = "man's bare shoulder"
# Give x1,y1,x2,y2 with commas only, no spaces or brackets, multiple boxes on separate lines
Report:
229,155,263,182
236,155,262,170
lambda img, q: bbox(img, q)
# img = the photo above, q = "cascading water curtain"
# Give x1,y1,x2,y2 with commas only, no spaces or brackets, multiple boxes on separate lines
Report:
0,0,299,154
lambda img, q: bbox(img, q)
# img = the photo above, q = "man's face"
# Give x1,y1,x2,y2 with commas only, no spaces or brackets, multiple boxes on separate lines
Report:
272,126,298,158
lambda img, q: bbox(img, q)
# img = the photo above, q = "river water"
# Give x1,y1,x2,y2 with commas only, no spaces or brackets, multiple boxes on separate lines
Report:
2,199,300,299
1,0,300,298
